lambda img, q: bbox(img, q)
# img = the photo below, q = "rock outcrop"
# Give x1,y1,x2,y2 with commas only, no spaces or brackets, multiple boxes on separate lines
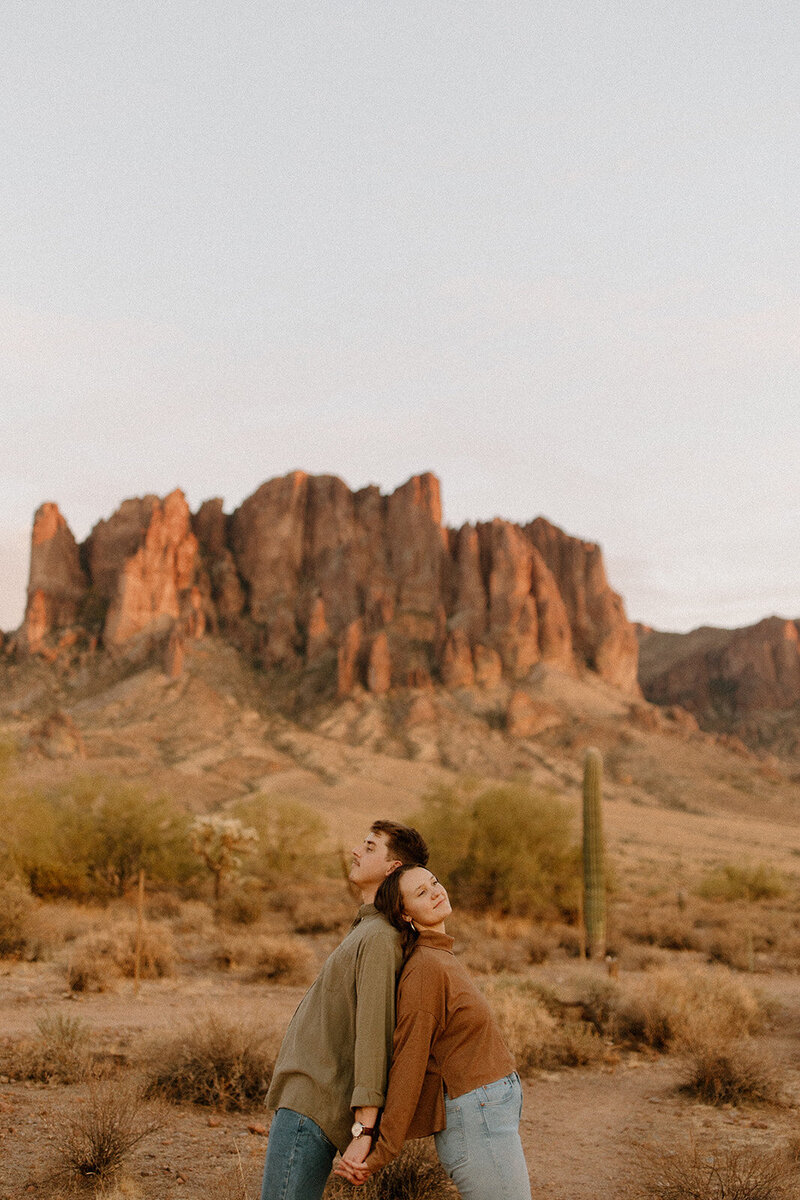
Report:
639,617,800,721
22,503,88,653
18,471,640,697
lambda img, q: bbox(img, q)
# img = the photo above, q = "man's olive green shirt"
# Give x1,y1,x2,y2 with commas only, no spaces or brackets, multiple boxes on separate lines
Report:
266,904,403,1152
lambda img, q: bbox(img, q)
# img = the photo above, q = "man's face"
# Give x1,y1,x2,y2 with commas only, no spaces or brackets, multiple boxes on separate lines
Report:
348,830,399,895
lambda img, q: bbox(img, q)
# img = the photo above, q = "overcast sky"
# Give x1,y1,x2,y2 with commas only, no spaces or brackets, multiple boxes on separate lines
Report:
2,1,798,635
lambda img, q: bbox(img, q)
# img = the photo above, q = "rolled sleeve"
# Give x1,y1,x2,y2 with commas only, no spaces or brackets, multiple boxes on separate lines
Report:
350,930,401,1109
366,1008,441,1173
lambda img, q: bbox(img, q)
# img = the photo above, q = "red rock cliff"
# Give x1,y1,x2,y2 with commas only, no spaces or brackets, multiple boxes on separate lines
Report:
20,472,640,696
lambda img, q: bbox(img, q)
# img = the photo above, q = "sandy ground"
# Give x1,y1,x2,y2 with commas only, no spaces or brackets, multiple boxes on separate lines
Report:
2,961,800,1200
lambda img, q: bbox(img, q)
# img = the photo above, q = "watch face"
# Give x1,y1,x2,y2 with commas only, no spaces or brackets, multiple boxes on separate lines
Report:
351,1122,363,1137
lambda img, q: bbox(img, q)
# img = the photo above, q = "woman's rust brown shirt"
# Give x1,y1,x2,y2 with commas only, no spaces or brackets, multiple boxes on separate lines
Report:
366,928,516,1173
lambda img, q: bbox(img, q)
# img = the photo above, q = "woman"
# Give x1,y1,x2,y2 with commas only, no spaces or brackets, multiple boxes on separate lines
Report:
334,864,531,1200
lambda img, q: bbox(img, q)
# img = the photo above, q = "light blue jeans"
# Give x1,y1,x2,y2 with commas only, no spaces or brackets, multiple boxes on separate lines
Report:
260,1108,337,1200
434,1072,531,1200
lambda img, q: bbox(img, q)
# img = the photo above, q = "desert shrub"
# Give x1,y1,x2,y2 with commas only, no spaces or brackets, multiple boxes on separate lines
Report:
526,927,556,964
56,1077,162,1184
171,898,215,934
613,967,762,1051
249,936,315,985
621,907,704,952
67,944,120,993
7,1011,91,1083
481,976,608,1074
632,1137,797,1200
464,935,529,974
0,778,192,900
681,1038,782,1106
552,922,585,958
215,888,263,925
573,976,620,1036
409,781,580,918
144,1015,275,1110
231,796,328,885
698,863,787,903
324,1138,459,1199
66,921,175,991
289,890,353,935
0,878,35,957
212,931,314,984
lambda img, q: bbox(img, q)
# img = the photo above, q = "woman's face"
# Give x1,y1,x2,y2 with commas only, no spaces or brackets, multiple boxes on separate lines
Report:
400,867,452,931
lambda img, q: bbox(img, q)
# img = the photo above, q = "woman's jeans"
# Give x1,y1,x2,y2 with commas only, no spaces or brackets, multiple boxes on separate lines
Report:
434,1072,531,1200
260,1108,337,1200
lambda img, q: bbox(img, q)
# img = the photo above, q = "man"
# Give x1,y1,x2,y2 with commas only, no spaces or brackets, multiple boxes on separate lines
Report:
260,819,429,1200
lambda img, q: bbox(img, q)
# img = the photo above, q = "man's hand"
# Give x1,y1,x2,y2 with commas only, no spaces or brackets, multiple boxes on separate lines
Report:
334,1144,373,1186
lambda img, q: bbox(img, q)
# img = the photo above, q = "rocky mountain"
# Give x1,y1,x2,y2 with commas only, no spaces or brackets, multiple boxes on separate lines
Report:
638,617,800,756
13,471,640,700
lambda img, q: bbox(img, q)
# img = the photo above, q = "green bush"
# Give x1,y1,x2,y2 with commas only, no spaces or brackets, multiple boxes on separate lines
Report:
0,777,193,900
409,781,580,918
231,796,327,885
698,862,787,902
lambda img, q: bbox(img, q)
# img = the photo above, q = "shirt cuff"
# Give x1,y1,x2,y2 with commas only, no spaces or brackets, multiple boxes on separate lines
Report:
350,1086,386,1109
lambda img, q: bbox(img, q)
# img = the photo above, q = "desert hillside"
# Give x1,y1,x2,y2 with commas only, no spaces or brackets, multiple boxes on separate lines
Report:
3,476,800,1199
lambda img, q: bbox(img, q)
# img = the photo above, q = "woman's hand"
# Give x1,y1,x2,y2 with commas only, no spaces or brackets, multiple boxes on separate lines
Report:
334,1154,373,1186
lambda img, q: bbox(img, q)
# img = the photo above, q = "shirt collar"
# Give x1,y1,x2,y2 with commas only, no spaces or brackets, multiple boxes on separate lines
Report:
351,902,379,927
415,929,454,953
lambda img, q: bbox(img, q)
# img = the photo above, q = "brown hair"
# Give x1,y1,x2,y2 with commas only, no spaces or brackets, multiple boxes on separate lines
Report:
370,821,429,867
374,863,421,961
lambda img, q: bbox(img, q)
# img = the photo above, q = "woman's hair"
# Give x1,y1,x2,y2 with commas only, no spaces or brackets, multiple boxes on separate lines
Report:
374,863,421,961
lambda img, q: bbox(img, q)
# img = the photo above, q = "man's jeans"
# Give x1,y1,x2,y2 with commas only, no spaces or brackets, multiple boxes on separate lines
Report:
434,1072,531,1200
260,1108,337,1200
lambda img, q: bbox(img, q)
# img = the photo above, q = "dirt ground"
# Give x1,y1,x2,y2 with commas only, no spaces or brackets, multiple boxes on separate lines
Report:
2,959,800,1200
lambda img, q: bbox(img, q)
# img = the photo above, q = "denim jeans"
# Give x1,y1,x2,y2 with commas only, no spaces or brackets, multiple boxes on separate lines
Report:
434,1072,531,1200
260,1108,337,1200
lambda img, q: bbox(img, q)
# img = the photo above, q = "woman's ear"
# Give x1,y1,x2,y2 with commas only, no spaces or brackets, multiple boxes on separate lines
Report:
403,913,414,924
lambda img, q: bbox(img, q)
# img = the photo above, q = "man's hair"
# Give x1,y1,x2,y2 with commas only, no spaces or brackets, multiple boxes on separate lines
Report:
370,820,429,867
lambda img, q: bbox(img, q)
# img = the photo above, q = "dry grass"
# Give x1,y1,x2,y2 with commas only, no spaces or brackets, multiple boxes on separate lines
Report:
324,1139,460,1200
0,878,35,957
66,921,176,991
248,935,315,984
481,975,611,1074
211,930,315,984
681,1037,783,1107
612,966,762,1051
53,1077,162,1186
143,1014,276,1111
5,1010,92,1083
215,889,264,925
631,1137,800,1200
698,863,787,903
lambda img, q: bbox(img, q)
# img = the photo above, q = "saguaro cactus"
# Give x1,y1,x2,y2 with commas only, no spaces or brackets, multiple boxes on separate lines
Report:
582,747,606,959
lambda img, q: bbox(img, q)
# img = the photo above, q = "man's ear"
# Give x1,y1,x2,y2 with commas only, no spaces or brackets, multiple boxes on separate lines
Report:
385,860,402,877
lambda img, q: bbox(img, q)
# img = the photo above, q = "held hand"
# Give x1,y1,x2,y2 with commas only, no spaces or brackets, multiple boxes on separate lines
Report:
333,1156,372,1185
333,1138,373,1186
342,1135,373,1165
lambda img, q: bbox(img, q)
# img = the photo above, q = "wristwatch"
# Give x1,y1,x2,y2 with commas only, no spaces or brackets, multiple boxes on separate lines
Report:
351,1121,376,1139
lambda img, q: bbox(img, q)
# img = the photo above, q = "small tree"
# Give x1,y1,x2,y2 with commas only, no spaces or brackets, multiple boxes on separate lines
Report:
190,815,258,901
84,783,191,897
410,781,579,919
231,796,327,884
1,777,191,900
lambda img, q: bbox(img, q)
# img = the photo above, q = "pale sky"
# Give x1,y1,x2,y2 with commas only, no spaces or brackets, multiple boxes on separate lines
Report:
2,1,799,635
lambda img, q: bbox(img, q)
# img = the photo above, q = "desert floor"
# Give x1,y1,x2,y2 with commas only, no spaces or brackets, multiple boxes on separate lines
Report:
2,949,800,1200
